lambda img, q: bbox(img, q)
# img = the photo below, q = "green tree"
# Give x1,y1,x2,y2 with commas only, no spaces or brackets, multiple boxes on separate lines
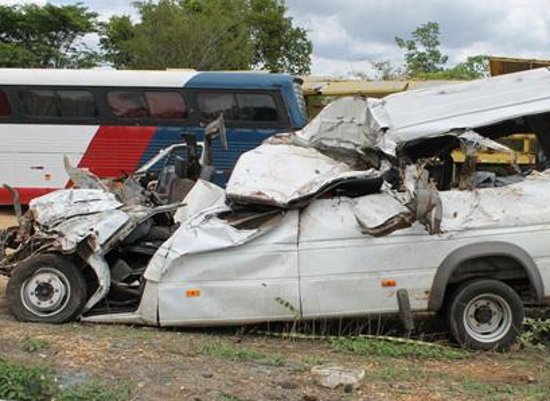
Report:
395,21,448,77
248,0,312,74
0,3,99,68
448,55,489,79
371,60,405,80
409,55,489,80
100,0,312,74
99,15,135,69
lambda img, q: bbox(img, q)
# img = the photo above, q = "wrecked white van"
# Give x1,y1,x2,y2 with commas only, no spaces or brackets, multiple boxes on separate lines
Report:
4,68,550,350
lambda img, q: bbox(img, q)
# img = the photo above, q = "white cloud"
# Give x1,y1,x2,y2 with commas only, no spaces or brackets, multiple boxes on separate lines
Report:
288,0,550,75
311,56,377,78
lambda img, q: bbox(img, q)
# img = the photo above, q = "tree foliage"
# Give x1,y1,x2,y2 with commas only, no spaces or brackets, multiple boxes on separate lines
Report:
392,22,488,81
395,21,448,77
0,3,99,68
100,0,312,74
405,55,489,80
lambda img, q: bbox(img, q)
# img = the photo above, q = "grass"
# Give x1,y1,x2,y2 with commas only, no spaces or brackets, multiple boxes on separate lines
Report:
218,392,245,401
57,380,133,401
329,336,469,360
198,341,287,366
0,358,55,401
457,377,550,401
0,358,133,401
21,336,51,353
301,355,327,367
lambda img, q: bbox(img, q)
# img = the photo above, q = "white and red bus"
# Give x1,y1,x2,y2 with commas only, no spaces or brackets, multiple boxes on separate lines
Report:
0,68,307,204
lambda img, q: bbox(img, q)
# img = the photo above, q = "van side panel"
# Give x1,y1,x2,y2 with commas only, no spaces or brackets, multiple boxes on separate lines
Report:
298,197,550,318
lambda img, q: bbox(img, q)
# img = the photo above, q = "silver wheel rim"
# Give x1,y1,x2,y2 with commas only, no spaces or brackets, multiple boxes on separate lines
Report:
20,267,71,317
463,293,512,344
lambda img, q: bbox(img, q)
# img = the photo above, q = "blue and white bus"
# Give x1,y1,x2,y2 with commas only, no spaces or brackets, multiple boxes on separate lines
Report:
0,69,307,204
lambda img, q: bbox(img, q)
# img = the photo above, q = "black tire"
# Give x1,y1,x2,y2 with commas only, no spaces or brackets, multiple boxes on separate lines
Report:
446,279,524,351
6,254,87,324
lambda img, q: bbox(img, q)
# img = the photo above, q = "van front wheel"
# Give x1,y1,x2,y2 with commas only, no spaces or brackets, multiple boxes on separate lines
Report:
6,254,87,324
447,279,523,351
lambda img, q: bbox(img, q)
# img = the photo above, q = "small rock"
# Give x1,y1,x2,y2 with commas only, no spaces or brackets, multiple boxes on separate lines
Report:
201,372,213,379
279,381,299,390
343,383,354,393
311,365,365,390
303,394,318,401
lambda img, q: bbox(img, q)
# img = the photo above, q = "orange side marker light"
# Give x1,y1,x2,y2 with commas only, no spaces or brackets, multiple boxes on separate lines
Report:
186,289,201,297
381,279,397,287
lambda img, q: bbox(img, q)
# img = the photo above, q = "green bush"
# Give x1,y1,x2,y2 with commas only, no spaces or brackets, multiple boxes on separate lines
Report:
0,358,132,401
520,318,550,348
0,358,55,401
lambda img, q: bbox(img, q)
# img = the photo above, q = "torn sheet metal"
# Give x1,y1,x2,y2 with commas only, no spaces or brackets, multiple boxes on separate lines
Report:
440,169,550,232
52,209,130,251
30,189,122,228
174,179,225,224
281,97,376,152
226,143,382,207
145,204,283,282
458,131,515,153
368,68,550,155
353,193,414,237
64,155,109,191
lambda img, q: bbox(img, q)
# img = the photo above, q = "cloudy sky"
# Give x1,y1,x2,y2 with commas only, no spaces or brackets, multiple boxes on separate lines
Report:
2,0,550,76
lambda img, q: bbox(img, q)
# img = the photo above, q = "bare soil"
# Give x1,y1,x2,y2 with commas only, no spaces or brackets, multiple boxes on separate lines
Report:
0,206,16,228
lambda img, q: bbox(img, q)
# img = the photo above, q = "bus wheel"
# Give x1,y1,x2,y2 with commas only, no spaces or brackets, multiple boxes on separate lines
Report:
6,254,87,324
446,279,524,351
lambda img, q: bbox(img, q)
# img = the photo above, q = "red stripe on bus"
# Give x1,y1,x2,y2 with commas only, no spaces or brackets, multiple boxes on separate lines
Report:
78,126,158,177
0,187,58,206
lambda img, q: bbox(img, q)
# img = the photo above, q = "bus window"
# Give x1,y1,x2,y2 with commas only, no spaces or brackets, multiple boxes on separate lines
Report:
108,91,149,118
23,89,96,118
24,89,58,116
0,89,10,116
198,92,279,122
57,90,97,118
236,93,278,121
197,92,238,120
145,91,187,119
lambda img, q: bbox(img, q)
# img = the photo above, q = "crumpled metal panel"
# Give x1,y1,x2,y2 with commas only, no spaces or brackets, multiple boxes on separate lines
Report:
174,179,225,224
285,97,376,152
226,143,381,207
52,209,130,251
145,204,268,282
30,189,122,228
440,169,550,232
150,210,300,325
369,68,550,155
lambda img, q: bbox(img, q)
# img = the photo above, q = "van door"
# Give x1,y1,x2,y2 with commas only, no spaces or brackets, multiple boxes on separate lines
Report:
297,197,435,318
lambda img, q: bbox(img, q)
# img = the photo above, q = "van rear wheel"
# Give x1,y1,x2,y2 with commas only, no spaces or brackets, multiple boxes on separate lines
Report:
446,279,523,351
6,254,87,324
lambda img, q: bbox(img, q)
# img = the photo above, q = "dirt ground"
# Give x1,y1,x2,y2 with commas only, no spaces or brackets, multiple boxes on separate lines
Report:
0,210,550,400
0,206,16,227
